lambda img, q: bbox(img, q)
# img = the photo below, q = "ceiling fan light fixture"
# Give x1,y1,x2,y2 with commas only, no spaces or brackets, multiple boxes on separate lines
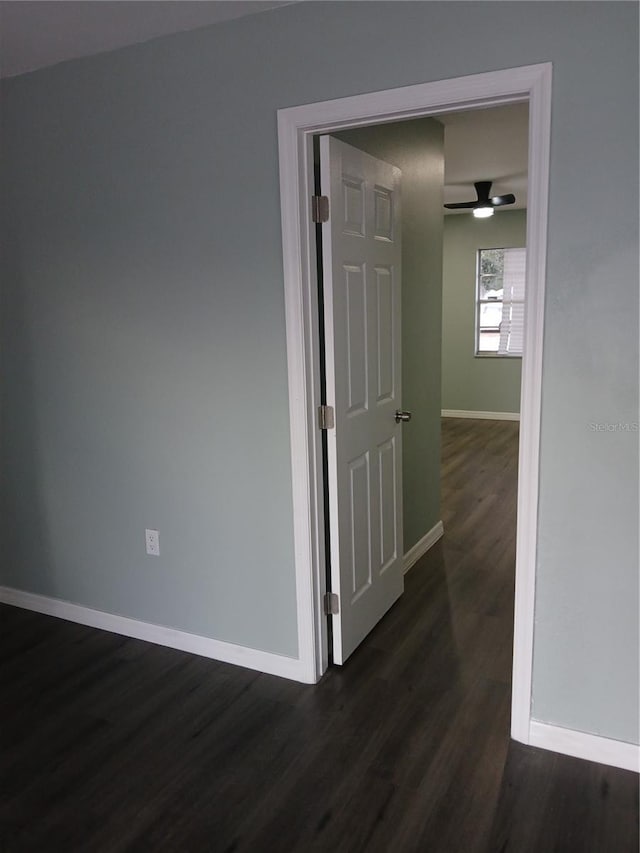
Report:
473,206,494,218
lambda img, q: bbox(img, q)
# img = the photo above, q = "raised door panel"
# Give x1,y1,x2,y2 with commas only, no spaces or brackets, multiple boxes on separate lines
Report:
378,437,398,575
349,452,372,602
375,265,395,403
344,264,368,416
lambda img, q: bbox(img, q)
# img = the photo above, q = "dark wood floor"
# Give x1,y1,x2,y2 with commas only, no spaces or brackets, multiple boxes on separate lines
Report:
1,418,637,852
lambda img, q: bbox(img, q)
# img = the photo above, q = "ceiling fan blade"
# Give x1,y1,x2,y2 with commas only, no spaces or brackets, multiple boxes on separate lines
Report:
444,201,478,209
491,194,516,207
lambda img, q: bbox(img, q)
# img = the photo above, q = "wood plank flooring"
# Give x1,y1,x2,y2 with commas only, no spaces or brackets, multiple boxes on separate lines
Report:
1,418,637,852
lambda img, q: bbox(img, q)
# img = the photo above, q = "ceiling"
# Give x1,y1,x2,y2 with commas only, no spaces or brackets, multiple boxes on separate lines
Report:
1,2,528,211
439,103,529,212
0,1,292,78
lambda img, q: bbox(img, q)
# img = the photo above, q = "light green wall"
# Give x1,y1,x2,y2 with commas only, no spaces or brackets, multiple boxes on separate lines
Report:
442,210,526,413
1,2,637,743
335,119,444,551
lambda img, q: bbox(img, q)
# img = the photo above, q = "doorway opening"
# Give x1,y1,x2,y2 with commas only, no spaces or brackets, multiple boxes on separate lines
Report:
317,102,527,666
277,64,551,747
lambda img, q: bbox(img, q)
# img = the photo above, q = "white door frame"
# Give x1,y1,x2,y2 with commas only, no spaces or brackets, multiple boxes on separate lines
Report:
277,63,552,746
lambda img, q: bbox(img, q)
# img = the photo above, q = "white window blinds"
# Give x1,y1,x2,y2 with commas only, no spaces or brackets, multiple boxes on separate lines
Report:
498,247,526,356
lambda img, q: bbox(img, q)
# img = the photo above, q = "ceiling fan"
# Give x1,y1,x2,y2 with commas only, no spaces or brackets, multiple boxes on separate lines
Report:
444,180,515,218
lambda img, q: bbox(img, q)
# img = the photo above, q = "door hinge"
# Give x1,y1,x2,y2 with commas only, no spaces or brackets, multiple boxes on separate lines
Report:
324,592,339,615
312,195,329,223
318,404,335,430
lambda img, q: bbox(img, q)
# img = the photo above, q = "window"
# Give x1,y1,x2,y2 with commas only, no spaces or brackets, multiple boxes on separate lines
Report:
476,247,526,356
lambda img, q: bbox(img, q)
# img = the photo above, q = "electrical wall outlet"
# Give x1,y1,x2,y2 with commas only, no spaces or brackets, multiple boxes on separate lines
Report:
145,528,160,556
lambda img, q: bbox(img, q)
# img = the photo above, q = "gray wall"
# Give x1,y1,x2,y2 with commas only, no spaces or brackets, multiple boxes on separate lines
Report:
1,2,637,743
335,119,444,551
442,210,526,414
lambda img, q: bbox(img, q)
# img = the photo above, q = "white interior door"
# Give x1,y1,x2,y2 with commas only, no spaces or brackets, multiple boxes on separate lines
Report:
320,136,404,665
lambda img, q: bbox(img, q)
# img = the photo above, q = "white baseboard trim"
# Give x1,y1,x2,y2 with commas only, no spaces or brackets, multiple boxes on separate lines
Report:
0,586,313,684
441,409,520,421
529,720,639,773
403,520,444,574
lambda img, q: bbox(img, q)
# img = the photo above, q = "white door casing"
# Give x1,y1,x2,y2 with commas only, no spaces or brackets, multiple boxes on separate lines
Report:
277,64,551,748
320,137,404,664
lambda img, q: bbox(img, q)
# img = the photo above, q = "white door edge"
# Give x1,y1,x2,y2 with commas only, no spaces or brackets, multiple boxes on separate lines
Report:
277,63,552,747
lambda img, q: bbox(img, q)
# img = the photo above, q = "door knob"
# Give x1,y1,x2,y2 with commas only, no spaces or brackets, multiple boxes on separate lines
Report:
395,410,412,423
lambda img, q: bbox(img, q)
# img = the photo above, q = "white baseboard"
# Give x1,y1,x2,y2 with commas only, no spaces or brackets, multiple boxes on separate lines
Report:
529,720,639,773
441,409,520,421
403,520,444,574
0,586,313,684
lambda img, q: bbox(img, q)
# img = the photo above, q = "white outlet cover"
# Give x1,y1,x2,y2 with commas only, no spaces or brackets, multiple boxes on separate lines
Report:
145,528,160,556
